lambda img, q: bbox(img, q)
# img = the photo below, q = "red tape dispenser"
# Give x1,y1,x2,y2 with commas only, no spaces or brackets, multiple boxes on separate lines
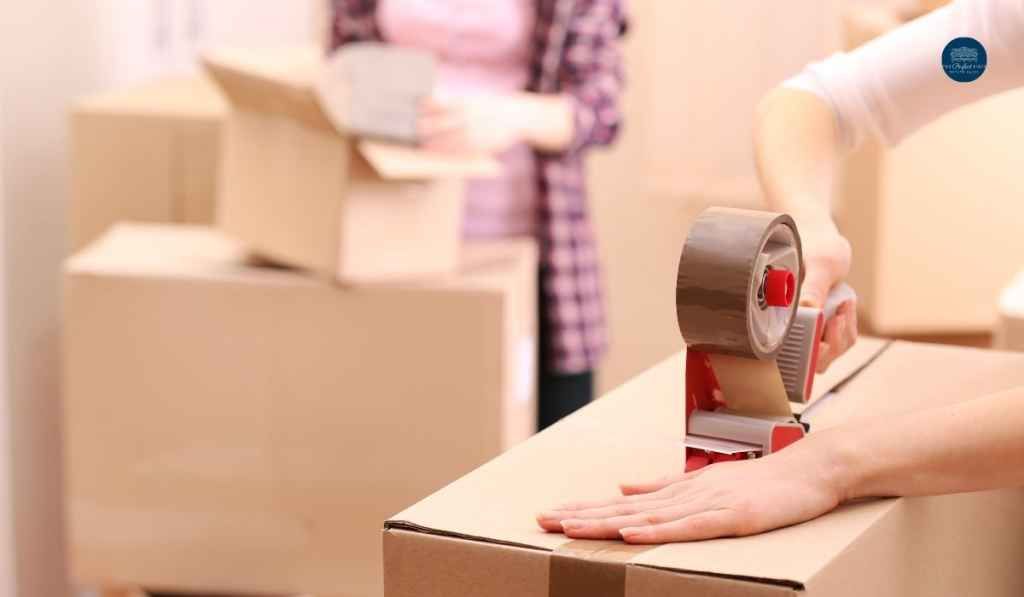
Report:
676,207,855,472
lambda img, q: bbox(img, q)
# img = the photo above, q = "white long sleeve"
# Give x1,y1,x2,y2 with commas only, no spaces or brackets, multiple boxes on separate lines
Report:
784,0,1024,149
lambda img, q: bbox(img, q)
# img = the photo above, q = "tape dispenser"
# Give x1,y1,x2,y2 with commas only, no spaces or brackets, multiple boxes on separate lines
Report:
676,207,855,472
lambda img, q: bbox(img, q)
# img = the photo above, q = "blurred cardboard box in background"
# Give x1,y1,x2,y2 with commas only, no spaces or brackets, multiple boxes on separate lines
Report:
836,6,1024,335
384,339,1024,597
205,48,497,284
63,224,536,596
69,76,225,252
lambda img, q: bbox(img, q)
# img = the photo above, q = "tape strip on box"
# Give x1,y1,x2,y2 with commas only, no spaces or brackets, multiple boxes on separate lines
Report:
549,540,655,597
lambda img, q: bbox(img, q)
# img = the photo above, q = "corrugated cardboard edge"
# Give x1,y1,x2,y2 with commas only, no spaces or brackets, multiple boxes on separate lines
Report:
383,338,892,594
383,526,803,596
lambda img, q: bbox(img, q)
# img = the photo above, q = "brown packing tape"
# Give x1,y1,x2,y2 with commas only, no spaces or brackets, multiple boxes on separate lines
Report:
707,353,793,417
549,540,656,597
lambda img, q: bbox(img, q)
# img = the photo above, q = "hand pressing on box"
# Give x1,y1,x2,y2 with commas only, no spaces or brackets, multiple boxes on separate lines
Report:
418,92,574,156
536,437,844,543
539,384,1024,544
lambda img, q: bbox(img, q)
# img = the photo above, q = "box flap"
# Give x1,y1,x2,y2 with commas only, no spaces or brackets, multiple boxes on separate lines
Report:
202,46,335,133
357,140,500,180
202,47,499,179
387,338,1024,588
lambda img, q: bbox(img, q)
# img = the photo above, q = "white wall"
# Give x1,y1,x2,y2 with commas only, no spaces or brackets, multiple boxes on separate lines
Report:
0,2,320,595
0,4,98,595
0,100,15,597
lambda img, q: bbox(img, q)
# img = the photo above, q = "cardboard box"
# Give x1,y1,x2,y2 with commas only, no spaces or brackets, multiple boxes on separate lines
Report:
996,271,1024,351
63,224,537,596
69,76,226,252
836,7,1024,334
203,48,497,283
384,338,1024,597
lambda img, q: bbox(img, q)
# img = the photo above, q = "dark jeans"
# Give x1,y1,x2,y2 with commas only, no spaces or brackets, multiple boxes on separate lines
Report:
537,272,594,431
538,368,593,430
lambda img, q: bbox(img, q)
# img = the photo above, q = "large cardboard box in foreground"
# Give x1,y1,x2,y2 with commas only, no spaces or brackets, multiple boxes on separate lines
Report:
385,338,1024,597
69,76,226,252
836,7,1024,334
63,224,536,596
204,49,496,283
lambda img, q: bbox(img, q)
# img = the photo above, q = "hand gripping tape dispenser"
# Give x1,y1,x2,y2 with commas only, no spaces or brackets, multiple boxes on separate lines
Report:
676,207,856,472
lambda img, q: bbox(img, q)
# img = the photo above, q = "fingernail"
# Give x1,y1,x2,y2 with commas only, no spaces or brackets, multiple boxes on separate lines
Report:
561,519,585,532
538,511,561,520
620,526,644,541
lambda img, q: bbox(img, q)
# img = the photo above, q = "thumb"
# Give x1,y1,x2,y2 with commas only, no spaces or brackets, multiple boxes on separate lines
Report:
799,265,834,308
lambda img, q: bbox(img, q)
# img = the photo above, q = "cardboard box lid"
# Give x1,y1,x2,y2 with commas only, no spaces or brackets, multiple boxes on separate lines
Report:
386,339,1024,590
66,223,532,292
202,47,498,180
72,75,227,119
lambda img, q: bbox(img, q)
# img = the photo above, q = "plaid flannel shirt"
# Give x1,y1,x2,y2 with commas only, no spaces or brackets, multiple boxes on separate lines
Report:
330,0,627,374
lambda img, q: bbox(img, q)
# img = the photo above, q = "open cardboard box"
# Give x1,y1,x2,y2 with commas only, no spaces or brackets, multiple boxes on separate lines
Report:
385,338,1024,596
203,47,498,284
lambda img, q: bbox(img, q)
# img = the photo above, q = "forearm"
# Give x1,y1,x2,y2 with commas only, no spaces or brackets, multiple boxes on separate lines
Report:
753,87,841,227
512,92,574,153
816,387,1024,500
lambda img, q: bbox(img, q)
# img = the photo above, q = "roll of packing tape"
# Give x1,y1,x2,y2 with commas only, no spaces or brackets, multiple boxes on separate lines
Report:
676,207,803,359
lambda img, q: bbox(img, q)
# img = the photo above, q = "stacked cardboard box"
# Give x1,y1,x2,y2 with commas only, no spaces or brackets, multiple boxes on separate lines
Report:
384,338,1024,597
69,76,226,252
64,46,532,596
835,6,1024,335
63,224,536,595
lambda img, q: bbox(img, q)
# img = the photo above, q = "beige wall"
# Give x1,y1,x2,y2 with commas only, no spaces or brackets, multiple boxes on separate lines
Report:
591,0,841,393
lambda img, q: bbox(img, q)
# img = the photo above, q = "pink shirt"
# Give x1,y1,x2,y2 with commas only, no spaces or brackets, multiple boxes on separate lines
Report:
378,0,539,239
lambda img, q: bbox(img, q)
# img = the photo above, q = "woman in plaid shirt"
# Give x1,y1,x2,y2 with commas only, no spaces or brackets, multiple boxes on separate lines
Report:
331,0,627,429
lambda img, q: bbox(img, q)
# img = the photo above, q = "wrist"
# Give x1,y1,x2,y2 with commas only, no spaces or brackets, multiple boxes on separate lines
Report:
813,427,866,503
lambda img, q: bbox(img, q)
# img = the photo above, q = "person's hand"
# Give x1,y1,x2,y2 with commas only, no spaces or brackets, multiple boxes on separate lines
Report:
417,94,525,156
536,438,845,544
793,210,858,372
